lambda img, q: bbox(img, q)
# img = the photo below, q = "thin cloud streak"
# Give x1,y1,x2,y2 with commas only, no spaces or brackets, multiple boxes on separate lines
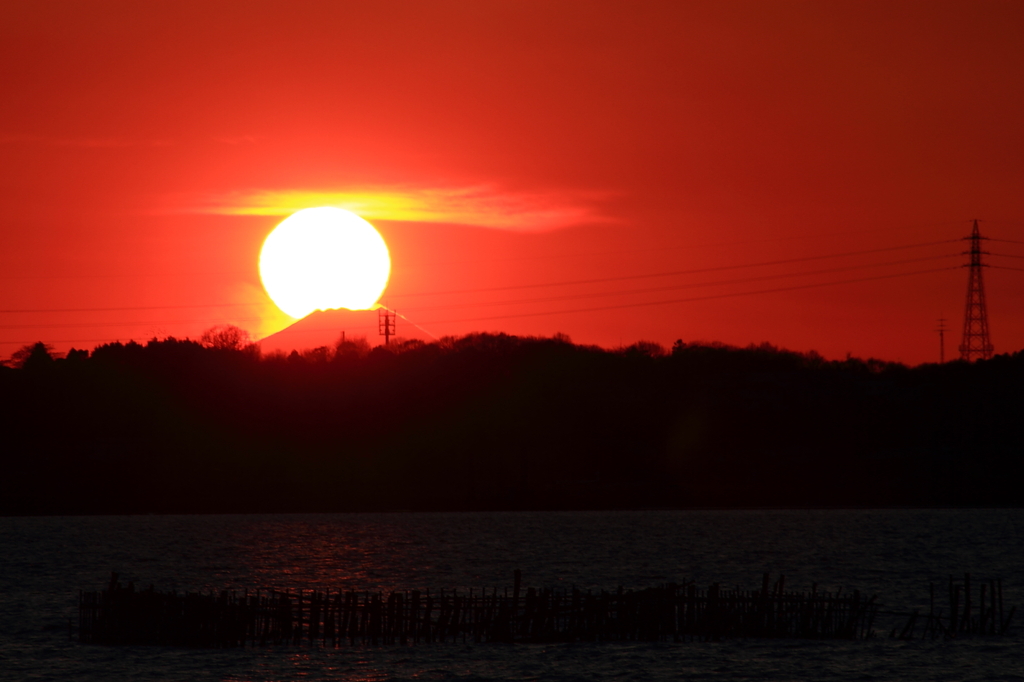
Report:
177,185,612,231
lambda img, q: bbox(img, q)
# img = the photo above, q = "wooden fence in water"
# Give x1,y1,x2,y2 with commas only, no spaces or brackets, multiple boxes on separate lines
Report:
888,573,1015,640
79,571,881,647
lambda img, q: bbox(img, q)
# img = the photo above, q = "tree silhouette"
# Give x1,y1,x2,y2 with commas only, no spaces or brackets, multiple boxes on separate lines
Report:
624,340,667,358
0,331,1022,513
7,342,57,369
334,334,371,359
200,325,253,351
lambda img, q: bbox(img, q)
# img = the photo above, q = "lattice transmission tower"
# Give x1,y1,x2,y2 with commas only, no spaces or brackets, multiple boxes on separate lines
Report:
936,317,947,364
958,219,994,361
378,306,396,345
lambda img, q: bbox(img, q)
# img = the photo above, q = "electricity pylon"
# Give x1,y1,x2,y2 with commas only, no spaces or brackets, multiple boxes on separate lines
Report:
378,307,396,345
936,317,947,364
958,219,993,361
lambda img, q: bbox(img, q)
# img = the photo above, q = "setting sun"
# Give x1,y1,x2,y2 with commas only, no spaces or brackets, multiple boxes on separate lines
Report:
259,207,391,318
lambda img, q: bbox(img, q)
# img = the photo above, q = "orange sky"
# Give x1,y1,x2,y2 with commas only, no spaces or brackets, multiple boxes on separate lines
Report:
2,1,1023,364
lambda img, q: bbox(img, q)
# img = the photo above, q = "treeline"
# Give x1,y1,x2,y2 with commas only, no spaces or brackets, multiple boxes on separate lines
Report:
1,332,1022,514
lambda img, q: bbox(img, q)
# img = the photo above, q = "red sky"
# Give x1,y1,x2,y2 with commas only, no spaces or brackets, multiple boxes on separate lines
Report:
2,1,1023,364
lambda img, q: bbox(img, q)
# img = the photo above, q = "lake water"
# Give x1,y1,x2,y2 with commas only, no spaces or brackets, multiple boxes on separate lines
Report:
1,510,1022,681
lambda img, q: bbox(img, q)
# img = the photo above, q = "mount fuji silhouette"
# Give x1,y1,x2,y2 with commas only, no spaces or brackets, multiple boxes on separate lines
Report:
259,307,432,355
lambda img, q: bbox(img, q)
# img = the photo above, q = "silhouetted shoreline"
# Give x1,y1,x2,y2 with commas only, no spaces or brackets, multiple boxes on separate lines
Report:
2,334,1021,515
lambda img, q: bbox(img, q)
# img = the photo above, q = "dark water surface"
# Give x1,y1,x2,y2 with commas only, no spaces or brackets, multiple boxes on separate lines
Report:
1,510,1022,681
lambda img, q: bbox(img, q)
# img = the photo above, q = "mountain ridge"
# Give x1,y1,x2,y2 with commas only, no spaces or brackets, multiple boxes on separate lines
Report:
259,307,431,354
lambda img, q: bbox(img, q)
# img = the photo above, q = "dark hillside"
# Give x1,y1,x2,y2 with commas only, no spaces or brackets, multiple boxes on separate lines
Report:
1,335,1021,514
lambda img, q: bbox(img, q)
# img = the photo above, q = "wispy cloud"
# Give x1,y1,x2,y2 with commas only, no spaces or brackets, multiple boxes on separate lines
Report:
177,185,610,231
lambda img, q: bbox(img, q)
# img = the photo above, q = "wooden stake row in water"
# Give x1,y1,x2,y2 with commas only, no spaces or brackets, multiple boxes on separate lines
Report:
889,573,1015,640
80,571,883,647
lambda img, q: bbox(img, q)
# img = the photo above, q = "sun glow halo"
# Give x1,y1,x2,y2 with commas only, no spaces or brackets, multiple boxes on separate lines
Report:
259,207,391,318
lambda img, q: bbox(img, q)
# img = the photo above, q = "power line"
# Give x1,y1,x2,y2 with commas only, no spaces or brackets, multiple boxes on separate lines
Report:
405,253,961,314
0,302,270,315
0,253,960,329
412,266,961,326
389,239,960,300
0,224,962,279
418,220,969,267
0,238,957,315
0,316,266,331
0,326,381,347
248,266,959,338
0,265,959,347
0,271,252,280
0,338,144,346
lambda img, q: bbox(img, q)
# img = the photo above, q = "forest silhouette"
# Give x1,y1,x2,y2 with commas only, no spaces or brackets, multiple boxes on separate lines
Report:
1,330,1021,514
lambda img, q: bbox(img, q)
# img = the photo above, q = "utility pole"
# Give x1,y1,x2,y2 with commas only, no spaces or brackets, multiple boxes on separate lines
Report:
936,317,947,363
378,307,395,346
958,219,994,361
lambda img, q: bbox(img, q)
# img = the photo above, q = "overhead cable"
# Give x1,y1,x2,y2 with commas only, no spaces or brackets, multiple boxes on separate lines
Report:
389,239,961,300
406,253,961,314
0,238,957,315
259,266,960,337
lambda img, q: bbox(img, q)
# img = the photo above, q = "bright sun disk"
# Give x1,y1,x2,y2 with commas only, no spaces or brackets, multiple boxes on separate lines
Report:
259,207,391,318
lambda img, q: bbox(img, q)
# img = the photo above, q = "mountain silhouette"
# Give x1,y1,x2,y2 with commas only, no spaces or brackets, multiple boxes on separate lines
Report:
259,307,432,354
